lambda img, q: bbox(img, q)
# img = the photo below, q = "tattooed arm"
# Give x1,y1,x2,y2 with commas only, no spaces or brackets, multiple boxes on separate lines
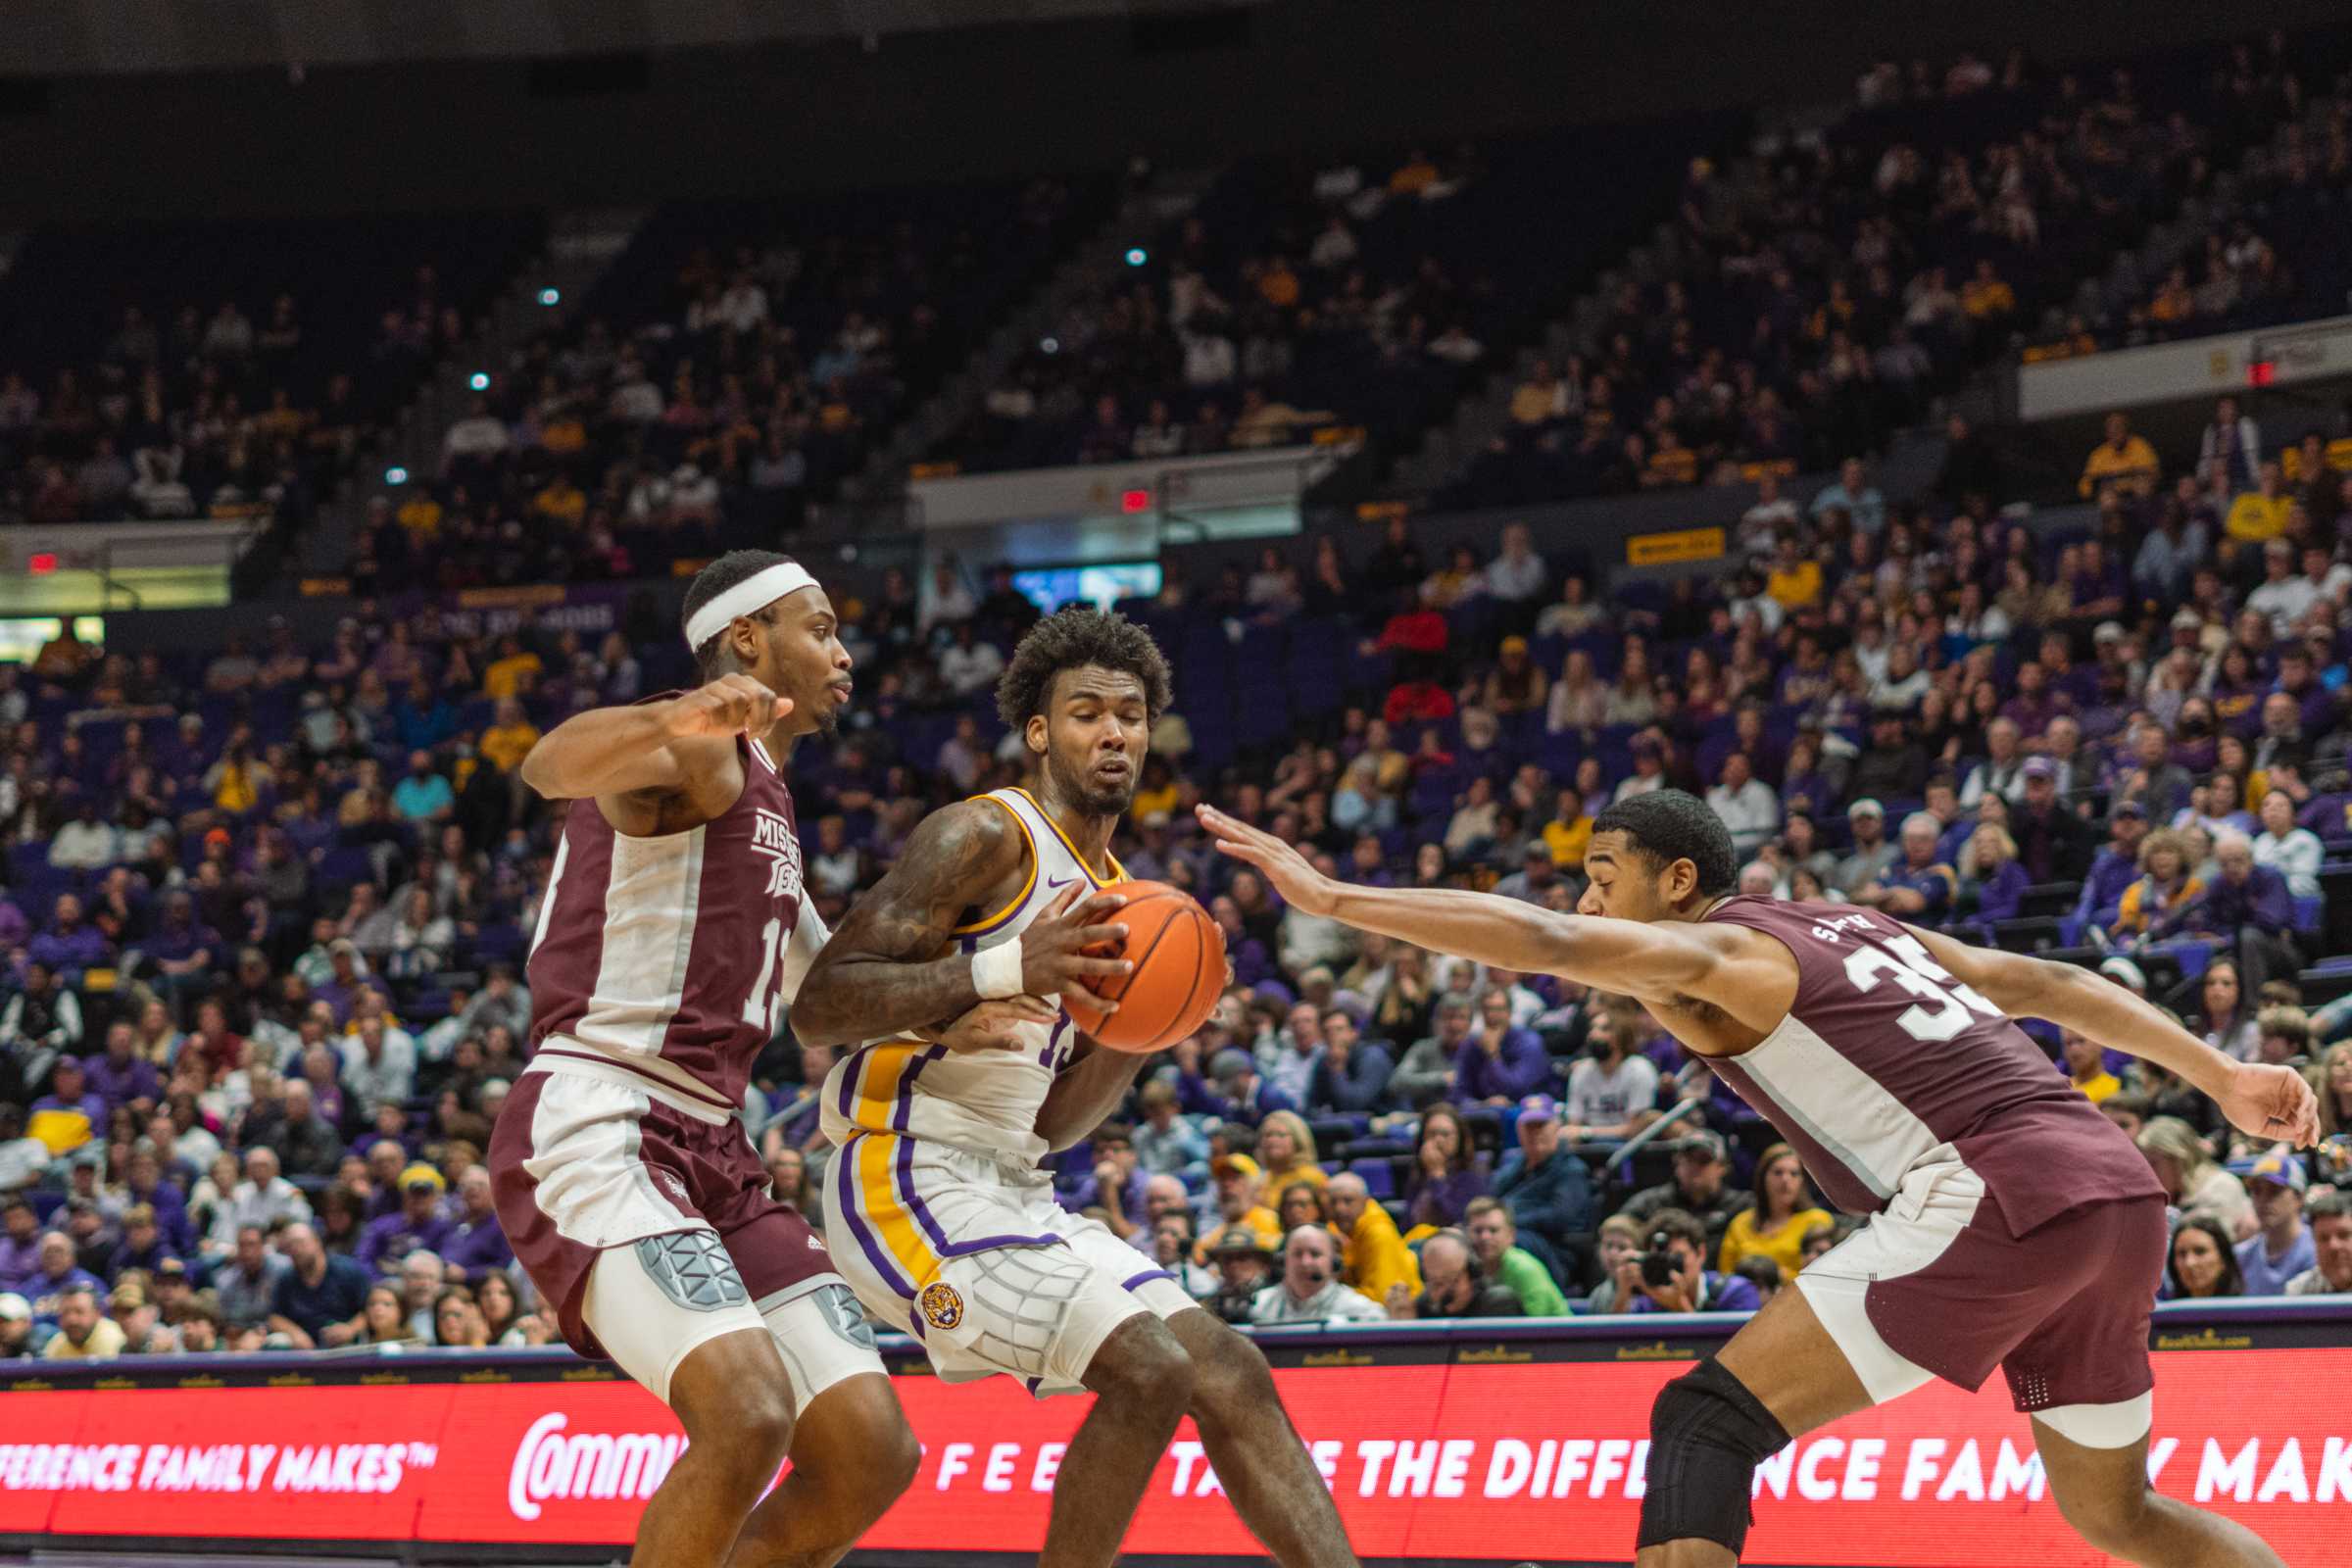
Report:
791,800,1136,1050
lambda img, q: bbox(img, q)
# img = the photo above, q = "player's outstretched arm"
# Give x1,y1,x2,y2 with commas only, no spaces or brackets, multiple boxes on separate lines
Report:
792,801,1135,1051
1198,805,1726,996
1903,924,2321,1148
517,674,789,800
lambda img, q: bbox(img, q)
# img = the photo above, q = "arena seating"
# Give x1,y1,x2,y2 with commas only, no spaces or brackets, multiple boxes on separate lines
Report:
1439,32,2348,510
0,213,544,531
934,119,1728,476
4,28,2351,1360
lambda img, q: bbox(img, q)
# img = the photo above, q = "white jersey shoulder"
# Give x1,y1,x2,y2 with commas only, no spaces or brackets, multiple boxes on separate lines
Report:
819,788,1125,1166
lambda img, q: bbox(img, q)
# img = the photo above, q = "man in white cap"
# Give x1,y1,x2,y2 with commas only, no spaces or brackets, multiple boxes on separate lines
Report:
2234,1149,2315,1296
1833,799,1895,895
0,1292,34,1359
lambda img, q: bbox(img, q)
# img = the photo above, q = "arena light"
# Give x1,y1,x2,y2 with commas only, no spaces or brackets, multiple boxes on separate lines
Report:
2247,360,2277,387
1121,488,1152,514
27,552,57,575
468,371,491,391
384,466,410,485
1125,247,1149,268
538,287,562,307
1040,336,1060,355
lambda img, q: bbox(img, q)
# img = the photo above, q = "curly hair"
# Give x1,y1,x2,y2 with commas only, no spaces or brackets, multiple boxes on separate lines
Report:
995,607,1174,730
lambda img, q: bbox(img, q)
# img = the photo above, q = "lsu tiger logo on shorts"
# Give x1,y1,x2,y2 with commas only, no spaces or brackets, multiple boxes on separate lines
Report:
918,1281,965,1330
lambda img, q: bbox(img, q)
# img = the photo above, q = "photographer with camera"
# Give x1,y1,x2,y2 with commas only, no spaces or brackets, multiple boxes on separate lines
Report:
1616,1208,1762,1315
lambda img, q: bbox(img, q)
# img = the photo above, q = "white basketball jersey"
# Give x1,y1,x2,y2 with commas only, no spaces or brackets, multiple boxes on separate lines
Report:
820,788,1126,1167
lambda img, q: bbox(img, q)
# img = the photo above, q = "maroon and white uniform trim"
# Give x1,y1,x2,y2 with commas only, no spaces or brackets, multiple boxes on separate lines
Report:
1699,897,2168,1433
526,721,820,1110
493,721,845,1377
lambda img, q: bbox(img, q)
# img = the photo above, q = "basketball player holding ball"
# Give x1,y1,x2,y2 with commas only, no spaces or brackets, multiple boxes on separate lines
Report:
795,608,1360,1568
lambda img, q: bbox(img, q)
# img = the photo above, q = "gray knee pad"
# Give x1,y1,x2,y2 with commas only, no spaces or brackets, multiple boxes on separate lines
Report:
634,1229,750,1311
1636,1357,1791,1554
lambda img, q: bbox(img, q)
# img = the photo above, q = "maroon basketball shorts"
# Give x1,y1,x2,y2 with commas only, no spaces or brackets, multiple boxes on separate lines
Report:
489,1054,884,1406
1794,1146,2167,1447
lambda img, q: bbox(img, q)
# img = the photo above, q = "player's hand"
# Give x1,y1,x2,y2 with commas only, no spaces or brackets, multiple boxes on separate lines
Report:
667,673,793,738
2218,1060,2321,1149
936,996,1057,1054
1019,884,1133,1005
1197,805,1337,915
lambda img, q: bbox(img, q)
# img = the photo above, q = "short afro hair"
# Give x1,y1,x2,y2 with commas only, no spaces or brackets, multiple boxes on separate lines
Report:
682,549,803,675
1591,789,1739,899
995,607,1174,730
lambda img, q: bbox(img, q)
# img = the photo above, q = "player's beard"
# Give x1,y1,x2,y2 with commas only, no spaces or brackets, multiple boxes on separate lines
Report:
1046,745,1135,819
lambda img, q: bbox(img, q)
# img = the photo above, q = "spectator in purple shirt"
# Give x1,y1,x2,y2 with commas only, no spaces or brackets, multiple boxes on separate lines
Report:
81,1023,161,1117
1059,1121,1152,1236
1188,1049,1298,1128
0,1197,43,1294
2274,648,2340,741
1211,896,1274,990
437,1167,515,1281
2075,800,2149,930
25,894,111,985
24,1232,106,1321
121,1146,196,1255
1452,987,1553,1106
2155,831,2302,992
140,891,221,1007
356,1164,459,1275
107,1202,180,1278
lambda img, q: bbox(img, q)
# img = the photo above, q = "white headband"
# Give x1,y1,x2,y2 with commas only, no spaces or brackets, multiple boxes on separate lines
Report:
683,562,819,651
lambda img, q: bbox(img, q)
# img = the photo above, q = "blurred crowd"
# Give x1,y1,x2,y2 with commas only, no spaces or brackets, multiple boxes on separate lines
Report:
7,367,2352,1356
1446,31,2349,511
7,28,2352,1361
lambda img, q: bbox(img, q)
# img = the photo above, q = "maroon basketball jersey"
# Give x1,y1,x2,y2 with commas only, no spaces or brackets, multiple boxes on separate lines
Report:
527,722,808,1112
1698,897,2162,1237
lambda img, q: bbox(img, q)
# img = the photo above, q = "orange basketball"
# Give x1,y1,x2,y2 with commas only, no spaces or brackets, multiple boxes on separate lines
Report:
1059,880,1226,1054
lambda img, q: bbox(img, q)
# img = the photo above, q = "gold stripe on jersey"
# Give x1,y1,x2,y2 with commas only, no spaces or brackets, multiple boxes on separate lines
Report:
951,795,1038,937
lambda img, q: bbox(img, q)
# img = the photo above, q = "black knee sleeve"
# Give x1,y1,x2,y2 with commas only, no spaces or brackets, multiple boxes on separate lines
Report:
1636,1357,1792,1554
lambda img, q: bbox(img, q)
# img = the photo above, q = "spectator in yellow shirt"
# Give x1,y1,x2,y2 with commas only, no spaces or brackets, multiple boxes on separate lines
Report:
1716,1145,1833,1281
1642,431,1698,488
531,476,586,526
2062,1031,2123,1103
480,636,544,699
1764,536,1823,609
1389,150,1439,197
394,489,443,542
1194,1154,1283,1265
41,1287,125,1360
1959,259,2015,320
2148,266,2194,325
1328,1170,1421,1306
2079,411,2160,499
2226,461,2295,543
1257,258,1301,311
1542,788,1593,869
478,698,541,774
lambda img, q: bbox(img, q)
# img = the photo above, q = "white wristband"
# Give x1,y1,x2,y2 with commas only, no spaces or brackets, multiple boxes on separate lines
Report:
972,942,1025,1001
